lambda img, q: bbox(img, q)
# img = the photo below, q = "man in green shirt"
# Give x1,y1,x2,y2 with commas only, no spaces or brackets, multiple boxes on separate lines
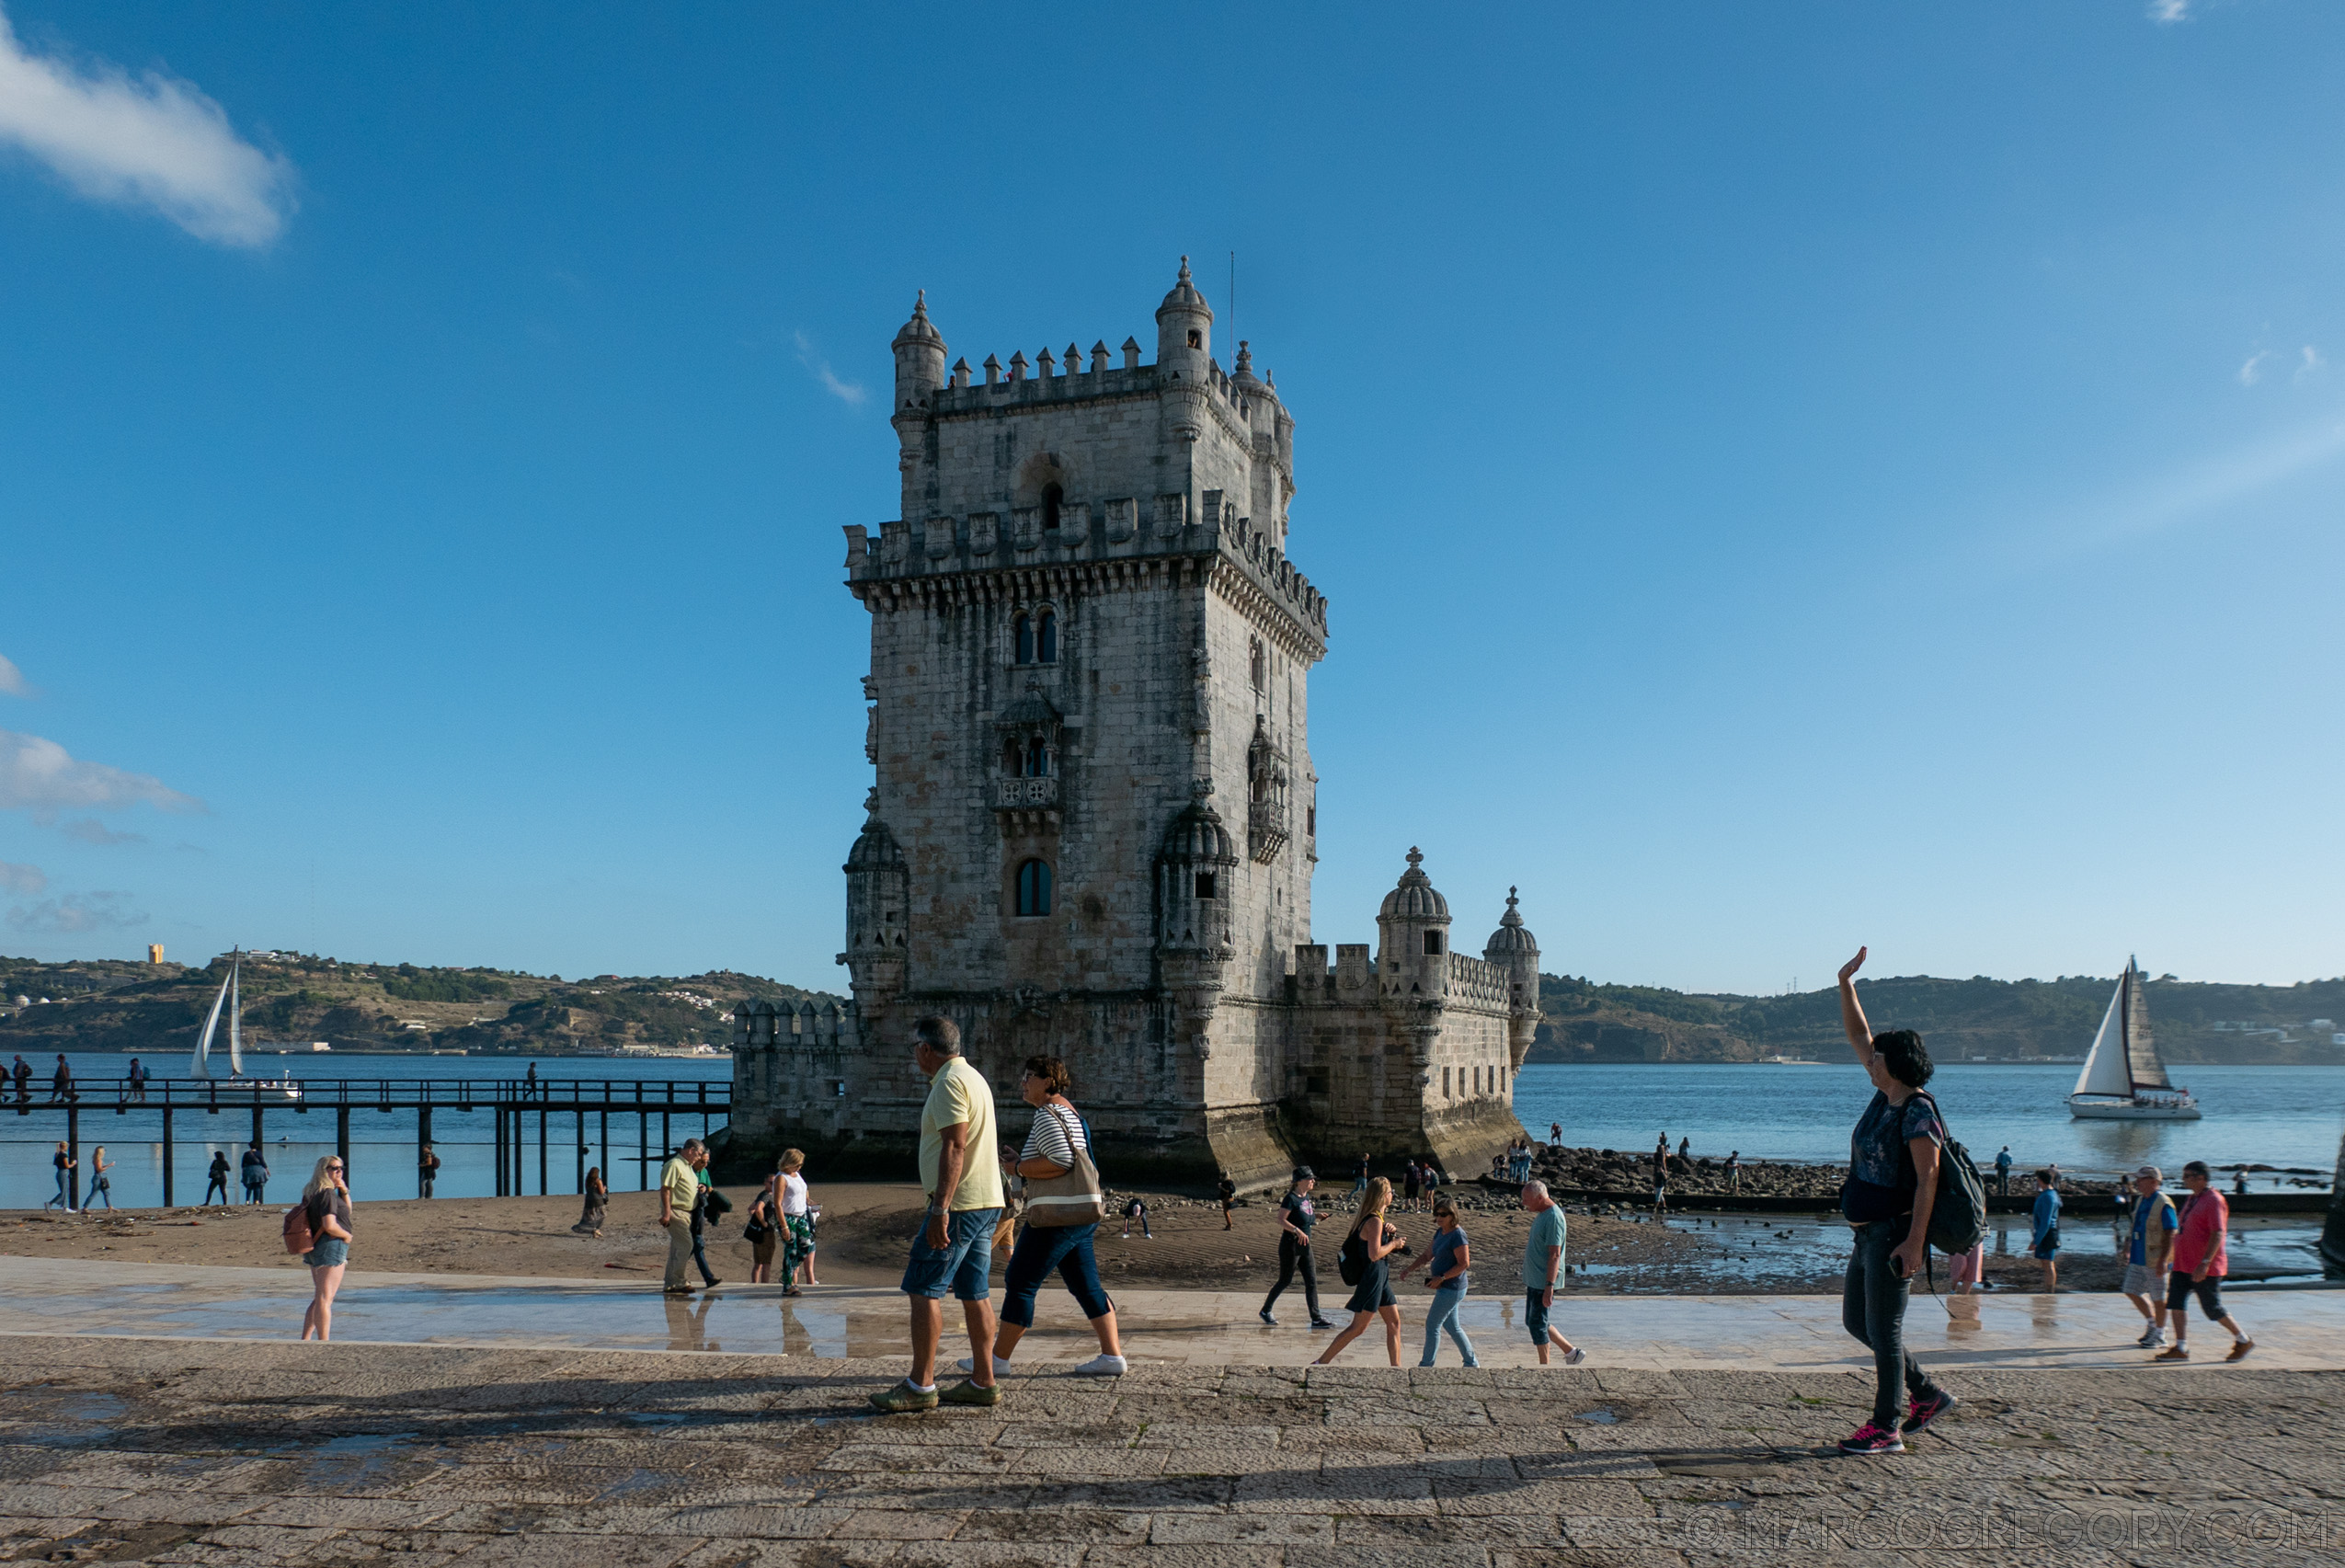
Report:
872,1016,1006,1413
1521,1181,1586,1366
658,1139,707,1293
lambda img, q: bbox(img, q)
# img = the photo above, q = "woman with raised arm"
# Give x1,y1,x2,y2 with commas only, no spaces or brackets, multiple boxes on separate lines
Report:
1833,946,1957,1456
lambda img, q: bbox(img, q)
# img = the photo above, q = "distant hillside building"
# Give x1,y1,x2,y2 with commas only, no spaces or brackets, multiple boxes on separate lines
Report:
147,944,164,965
730,262,1539,1186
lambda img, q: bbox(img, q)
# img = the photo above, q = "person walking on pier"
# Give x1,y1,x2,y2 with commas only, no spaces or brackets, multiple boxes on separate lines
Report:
85,1147,112,1210
9,1055,29,1106
777,1149,815,1293
1521,1180,1584,1365
2156,1161,2255,1362
2123,1165,2178,1348
1260,1166,1334,1329
658,1139,706,1294
49,1055,74,1104
44,1141,74,1211
523,1061,540,1101
298,1155,353,1342
1832,947,1956,1457
126,1059,148,1104
870,1015,1004,1413
980,1055,1126,1378
203,1150,231,1205
1314,1177,1406,1367
1400,1196,1477,1367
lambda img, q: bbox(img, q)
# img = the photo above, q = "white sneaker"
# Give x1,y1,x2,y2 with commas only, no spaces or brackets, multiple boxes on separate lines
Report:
2137,1327,2165,1349
954,1355,1016,1377
1070,1354,1128,1377
1563,1348,1587,1366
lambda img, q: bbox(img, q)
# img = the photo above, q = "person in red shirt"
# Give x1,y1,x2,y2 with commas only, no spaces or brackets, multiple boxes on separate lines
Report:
2153,1160,2254,1362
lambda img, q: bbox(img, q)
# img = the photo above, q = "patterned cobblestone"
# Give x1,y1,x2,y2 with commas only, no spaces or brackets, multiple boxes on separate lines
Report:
0,1336,2338,1565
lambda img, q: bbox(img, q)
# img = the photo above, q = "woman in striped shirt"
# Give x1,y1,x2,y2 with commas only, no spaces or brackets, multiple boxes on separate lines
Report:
967,1054,1127,1379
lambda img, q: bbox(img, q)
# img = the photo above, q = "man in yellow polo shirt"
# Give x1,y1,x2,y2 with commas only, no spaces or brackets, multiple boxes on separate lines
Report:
658,1139,706,1293
871,1015,1005,1413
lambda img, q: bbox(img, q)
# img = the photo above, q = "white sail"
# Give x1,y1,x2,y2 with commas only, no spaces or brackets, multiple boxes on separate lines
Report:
2122,961,2170,1089
226,955,243,1077
2073,979,2133,1098
190,965,231,1080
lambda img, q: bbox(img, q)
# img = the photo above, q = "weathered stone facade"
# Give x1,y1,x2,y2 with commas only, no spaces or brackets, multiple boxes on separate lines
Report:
731,262,1537,1189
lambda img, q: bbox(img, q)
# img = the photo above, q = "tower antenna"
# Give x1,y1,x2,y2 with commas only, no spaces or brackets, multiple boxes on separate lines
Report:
1229,250,1235,363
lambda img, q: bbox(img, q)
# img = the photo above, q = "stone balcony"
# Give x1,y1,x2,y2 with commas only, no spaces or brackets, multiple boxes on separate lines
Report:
991,776,1060,810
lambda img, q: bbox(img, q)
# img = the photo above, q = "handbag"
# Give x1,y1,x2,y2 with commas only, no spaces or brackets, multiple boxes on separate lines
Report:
1021,1103,1106,1229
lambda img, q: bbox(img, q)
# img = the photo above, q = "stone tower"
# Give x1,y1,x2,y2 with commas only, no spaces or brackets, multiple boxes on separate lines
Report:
731,262,1536,1187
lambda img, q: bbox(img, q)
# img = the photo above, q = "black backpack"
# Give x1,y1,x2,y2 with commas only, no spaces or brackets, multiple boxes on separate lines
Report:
1337,1230,1367,1287
1910,1090,1987,1256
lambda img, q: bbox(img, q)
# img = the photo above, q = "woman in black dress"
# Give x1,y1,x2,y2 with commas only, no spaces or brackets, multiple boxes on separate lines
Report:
1314,1177,1409,1366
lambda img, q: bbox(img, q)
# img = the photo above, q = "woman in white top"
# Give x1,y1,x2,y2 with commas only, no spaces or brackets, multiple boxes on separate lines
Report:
776,1150,815,1295
963,1054,1126,1378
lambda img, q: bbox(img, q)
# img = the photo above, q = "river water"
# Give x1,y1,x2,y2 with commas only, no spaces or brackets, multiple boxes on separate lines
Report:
6,1054,2339,1210
1513,1062,2345,1184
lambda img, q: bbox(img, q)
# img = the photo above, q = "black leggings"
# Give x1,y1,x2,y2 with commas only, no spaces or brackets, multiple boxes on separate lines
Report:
1842,1219,1941,1428
1263,1235,1320,1318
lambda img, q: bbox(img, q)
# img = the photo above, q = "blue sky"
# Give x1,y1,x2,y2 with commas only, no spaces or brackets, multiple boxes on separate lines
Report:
2,2,2339,994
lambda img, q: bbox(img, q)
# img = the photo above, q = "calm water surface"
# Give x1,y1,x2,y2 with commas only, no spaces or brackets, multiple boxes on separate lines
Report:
1513,1062,2345,1182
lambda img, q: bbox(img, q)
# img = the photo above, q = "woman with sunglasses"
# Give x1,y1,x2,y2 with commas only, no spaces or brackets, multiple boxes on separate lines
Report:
299,1154,354,1342
1399,1196,1477,1367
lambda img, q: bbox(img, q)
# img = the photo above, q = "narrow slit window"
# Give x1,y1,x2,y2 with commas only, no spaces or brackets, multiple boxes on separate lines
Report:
1015,859,1053,917
1024,736,1049,777
1042,482,1062,531
1014,614,1035,665
1036,609,1058,664
1423,931,1444,956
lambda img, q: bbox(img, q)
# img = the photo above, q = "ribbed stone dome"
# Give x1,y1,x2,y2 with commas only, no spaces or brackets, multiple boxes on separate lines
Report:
844,795,903,872
1161,792,1237,864
1485,887,1539,956
1155,256,1211,323
1378,847,1450,921
891,290,943,352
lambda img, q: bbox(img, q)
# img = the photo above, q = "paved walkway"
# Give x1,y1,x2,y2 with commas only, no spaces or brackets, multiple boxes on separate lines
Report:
1,1333,2339,1566
3,1256,2340,1370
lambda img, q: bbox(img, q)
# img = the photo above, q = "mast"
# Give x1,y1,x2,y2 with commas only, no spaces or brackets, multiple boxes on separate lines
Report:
2120,959,2133,1097
227,952,243,1077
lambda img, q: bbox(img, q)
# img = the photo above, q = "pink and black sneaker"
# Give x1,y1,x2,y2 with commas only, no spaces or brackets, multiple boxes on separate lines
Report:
1836,1421,1906,1456
1905,1390,1958,1436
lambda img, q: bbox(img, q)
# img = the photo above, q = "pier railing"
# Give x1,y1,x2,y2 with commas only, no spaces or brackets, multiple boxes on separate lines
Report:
8,1076,730,1207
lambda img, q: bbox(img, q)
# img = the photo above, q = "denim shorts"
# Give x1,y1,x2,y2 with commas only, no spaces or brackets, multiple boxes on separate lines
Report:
1525,1287,1552,1343
900,1207,1000,1301
303,1238,349,1268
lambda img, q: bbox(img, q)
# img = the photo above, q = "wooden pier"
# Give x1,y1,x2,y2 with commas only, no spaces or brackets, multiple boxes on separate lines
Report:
10,1076,730,1207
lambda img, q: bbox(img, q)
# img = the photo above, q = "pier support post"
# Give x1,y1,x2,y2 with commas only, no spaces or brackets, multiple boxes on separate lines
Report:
161,1104,174,1207
66,1104,80,1208
638,1102,647,1191
599,1106,609,1195
251,1102,264,1156
418,1106,433,1197
493,1106,505,1197
575,1107,585,1196
336,1106,350,1176
538,1105,547,1196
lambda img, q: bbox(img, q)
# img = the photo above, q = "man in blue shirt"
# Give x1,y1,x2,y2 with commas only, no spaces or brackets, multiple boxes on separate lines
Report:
1993,1147,2013,1196
2122,1164,2179,1349
1520,1182,1585,1366
2030,1170,2061,1292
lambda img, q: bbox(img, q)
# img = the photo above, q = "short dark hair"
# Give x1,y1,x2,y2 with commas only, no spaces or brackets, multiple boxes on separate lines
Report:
1871,1029,1933,1088
2183,1160,2211,1179
913,1015,961,1054
1023,1055,1070,1095
2036,1168,2055,1185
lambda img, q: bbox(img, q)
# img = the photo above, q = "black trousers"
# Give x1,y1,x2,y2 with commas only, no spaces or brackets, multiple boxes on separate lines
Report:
1842,1219,1942,1427
1263,1235,1321,1318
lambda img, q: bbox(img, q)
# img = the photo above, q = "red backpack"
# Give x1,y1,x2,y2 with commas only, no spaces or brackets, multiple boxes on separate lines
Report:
282,1201,315,1255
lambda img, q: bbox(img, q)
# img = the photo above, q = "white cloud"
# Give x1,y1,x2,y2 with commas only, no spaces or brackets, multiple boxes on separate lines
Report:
2016,415,2345,564
2294,346,2324,383
0,728,204,824
794,331,868,406
0,862,43,895
0,654,27,695
2238,349,2273,386
6,890,144,933
2148,0,2190,23
62,818,145,846
0,5,294,247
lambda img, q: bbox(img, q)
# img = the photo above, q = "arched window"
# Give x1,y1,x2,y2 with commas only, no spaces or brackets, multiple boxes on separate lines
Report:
1041,483,1063,531
1024,736,1049,777
1001,738,1023,774
1250,639,1264,692
1014,614,1034,665
1015,859,1053,917
1035,609,1058,664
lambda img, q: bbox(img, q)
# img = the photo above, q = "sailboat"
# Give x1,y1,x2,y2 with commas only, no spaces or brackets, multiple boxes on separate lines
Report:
2067,958,2199,1121
189,951,303,1099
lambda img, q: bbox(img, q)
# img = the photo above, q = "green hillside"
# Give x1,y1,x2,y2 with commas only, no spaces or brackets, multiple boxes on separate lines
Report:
0,953,843,1059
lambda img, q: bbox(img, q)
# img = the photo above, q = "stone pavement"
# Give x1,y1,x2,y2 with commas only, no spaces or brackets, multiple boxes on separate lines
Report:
6,1256,2344,1370
2,1333,2340,1566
